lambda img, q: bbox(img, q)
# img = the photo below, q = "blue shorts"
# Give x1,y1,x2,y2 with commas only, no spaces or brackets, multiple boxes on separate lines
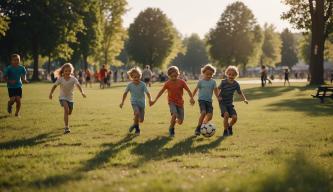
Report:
219,103,237,117
169,102,184,121
59,100,74,110
199,100,213,114
8,88,22,98
132,104,145,121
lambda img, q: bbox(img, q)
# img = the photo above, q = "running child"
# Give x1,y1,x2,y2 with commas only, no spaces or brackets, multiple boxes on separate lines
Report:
151,66,195,137
284,68,290,86
3,54,29,117
218,65,248,137
49,63,86,134
120,67,152,135
192,64,220,136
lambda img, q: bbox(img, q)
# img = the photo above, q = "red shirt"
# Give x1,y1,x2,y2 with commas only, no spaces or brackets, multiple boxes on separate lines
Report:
99,69,107,79
163,79,189,107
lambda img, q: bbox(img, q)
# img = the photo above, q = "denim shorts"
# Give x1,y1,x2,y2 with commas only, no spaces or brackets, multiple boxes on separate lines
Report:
132,104,145,121
199,100,213,114
169,102,184,121
219,103,237,117
59,100,74,110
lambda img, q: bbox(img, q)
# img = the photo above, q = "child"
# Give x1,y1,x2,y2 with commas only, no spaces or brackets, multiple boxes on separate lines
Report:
218,66,248,137
284,68,290,86
3,54,29,117
120,67,152,135
49,63,86,134
99,64,108,89
151,66,195,137
192,64,220,136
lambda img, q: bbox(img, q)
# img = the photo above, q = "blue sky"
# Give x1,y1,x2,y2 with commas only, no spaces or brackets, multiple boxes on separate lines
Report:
123,0,298,38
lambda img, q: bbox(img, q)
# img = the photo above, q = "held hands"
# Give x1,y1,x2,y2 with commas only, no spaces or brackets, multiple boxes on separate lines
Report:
244,100,248,104
190,98,195,105
218,96,222,101
149,100,155,106
81,92,87,98
119,102,124,108
49,94,53,100
22,79,29,84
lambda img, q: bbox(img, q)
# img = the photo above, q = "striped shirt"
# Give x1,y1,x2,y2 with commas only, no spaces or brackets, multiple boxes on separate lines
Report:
218,79,241,105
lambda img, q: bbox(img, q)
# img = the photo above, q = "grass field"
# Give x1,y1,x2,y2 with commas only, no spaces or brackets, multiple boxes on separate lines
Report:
0,81,333,192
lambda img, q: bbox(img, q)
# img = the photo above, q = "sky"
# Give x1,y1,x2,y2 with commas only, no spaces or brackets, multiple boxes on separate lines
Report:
123,0,298,38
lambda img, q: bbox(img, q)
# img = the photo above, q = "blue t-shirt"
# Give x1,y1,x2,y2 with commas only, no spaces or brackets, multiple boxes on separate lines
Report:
4,65,27,88
197,79,217,102
125,81,149,108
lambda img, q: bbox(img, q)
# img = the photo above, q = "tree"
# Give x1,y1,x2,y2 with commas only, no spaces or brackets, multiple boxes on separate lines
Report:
280,28,298,68
298,34,311,64
0,15,9,37
127,8,181,69
259,24,282,67
173,34,209,74
282,0,333,84
99,0,127,67
207,1,261,71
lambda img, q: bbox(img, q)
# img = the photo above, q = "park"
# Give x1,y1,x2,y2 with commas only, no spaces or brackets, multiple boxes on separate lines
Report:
1,0,333,191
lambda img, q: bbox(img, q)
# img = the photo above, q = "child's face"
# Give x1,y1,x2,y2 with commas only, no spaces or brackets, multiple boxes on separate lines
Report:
169,72,179,81
203,69,214,79
63,67,72,77
11,57,20,66
131,72,141,82
226,70,237,81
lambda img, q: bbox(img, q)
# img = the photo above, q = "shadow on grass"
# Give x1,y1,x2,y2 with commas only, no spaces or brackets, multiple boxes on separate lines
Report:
0,132,61,150
266,98,333,116
0,114,10,120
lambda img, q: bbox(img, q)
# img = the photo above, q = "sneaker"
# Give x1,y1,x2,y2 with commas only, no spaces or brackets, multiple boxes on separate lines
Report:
223,129,229,137
64,127,71,134
195,126,201,136
228,126,233,136
135,126,140,135
129,125,136,133
7,102,12,114
169,128,175,137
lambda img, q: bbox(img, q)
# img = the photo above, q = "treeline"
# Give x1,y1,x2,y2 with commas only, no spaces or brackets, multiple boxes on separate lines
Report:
0,0,332,84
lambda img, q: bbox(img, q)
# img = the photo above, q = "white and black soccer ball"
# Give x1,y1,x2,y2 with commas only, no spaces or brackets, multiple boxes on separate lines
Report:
200,123,216,137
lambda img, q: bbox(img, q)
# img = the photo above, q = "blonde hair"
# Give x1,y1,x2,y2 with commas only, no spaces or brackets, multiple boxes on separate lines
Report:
127,67,142,79
55,63,74,78
201,64,216,75
167,66,180,76
225,65,239,78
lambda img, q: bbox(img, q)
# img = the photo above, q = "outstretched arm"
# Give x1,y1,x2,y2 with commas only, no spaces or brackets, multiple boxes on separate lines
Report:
49,85,58,99
146,92,152,106
184,84,195,105
192,86,199,98
151,87,166,105
76,84,86,98
238,90,248,104
21,74,29,84
120,91,129,108
214,87,220,100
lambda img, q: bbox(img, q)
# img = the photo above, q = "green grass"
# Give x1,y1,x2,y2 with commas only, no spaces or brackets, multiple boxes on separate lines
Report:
0,81,333,192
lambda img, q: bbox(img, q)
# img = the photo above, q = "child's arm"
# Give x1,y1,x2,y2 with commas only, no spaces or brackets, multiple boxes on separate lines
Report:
21,74,29,84
238,90,248,104
184,84,195,105
151,87,166,106
146,92,153,106
192,86,199,98
214,87,221,100
76,84,86,98
49,85,58,99
119,91,129,108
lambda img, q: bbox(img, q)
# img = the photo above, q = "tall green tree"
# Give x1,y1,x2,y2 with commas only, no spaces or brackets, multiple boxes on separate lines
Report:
99,0,127,67
207,1,261,71
282,0,333,84
280,28,298,68
0,15,9,37
259,24,282,67
127,8,181,69
173,34,209,74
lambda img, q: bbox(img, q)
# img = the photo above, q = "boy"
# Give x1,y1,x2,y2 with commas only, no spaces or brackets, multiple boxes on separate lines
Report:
218,66,248,137
151,66,195,137
3,54,28,117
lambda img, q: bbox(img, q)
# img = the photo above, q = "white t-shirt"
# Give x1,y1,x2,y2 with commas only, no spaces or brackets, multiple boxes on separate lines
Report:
55,76,79,102
142,69,152,79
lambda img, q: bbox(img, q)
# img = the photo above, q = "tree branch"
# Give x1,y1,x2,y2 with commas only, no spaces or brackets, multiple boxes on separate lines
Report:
308,0,314,18
324,1,333,22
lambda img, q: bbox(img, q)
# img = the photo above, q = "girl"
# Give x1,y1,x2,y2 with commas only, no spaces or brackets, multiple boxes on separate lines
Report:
218,66,248,137
49,63,86,134
120,67,152,135
151,66,195,137
192,64,220,136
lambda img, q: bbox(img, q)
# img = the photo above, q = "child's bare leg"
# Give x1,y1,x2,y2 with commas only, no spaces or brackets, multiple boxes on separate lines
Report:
230,115,237,126
203,113,213,124
170,114,177,128
177,118,183,125
197,112,206,127
62,101,70,128
68,108,73,115
134,111,139,125
14,97,21,116
8,97,15,113
223,112,230,130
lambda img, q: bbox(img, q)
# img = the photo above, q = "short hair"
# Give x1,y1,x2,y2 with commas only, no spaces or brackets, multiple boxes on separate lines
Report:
11,54,20,60
167,66,180,76
225,65,239,78
201,64,216,75
127,67,142,79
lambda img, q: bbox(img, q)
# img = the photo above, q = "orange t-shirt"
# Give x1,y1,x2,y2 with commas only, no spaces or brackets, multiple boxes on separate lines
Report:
163,79,189,107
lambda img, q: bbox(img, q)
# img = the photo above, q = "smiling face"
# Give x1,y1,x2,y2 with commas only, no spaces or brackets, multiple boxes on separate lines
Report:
130,71,141,83
169,71,179,81
226,69,237,81
203,69,214,80
11,56,20,66
63,67,72,77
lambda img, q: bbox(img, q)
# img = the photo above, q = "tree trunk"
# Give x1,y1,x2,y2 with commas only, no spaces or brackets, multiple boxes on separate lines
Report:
32,43,40,81
309,0,325,85
47,53,51,74
83,54,88,70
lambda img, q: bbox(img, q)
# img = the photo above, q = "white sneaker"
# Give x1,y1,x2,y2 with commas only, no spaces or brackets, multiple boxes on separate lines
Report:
64,127,71,134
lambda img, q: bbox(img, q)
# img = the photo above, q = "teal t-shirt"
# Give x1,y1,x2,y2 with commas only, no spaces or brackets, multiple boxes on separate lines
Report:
197,79,217,102
4,65,27,88
125,81,149,108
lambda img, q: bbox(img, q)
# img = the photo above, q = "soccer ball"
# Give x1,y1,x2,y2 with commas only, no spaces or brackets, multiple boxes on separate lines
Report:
200,123,216,137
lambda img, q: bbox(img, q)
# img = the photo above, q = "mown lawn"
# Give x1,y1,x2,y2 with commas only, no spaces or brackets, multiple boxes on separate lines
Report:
0,81,332,192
